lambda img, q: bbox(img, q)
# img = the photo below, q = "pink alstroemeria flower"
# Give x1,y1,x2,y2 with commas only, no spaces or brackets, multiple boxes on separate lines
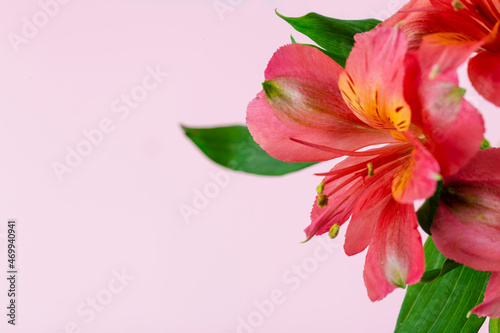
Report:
431,148,500,318
384,0,500,106
246,27,485,301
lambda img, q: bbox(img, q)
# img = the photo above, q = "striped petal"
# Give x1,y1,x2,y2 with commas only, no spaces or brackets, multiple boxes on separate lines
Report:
339,27,412,133
471,272,500,318
392,136,441,203
469,50,500,107
246,44,395,163
432,149,500,272
363,198,424,301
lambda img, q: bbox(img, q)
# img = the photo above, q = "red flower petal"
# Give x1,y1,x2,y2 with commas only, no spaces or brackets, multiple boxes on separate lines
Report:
419,33,483,80
469,51,500,106
339,28,412,133
384,0,489,50
471,272,500,318
423,97,484,177
306,144,411,240
345,192,392,256
246,44,395,163
344,164,405,256
363,198,424,301
432,149,500,272
392,136,440,203
306,156,373,239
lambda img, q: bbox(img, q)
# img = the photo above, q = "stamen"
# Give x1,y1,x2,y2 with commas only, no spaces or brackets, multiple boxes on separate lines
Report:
452,0,465,11
367,162,374,177
303,151,411,244
302,172,365,243
303,191,359,243
303,160,403,243
316,145,412,182
316,182,325,195
317,195,328,208
289,138,391,157
329,224,340,239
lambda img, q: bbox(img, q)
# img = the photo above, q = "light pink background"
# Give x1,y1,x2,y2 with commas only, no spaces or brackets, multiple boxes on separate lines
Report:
1,0,498,332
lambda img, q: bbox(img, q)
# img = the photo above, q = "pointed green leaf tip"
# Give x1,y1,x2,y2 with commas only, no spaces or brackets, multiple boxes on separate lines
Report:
420,259,462,283
276,10,380,67
182,125,317,176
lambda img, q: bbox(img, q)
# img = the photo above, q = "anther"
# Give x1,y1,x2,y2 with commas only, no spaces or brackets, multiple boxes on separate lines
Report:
367,162,374,177
317,182,325,195
452,0,465,11
329,224,340,239
317,195,328,208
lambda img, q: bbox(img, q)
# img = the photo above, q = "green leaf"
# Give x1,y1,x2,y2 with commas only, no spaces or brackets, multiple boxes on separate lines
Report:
416,181,443,235
295,42,340,63
481,138,491,150
290,32,342,63
420,259,462,283
277,11,380,67
182,125,316,176
490,318,500,333
395,238,489,333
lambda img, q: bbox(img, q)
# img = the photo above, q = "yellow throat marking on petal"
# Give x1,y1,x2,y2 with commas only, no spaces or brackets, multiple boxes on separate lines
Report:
339,72,411,133
392,157,415,201
391,124,426,143
391,131,410,143
392,149,441,202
